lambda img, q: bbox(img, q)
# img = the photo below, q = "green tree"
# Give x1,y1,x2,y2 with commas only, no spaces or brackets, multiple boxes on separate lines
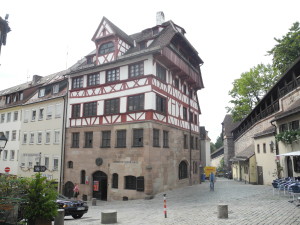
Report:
214,135,223,149
267,21,300,74
210,142,216,153
227,63,280,121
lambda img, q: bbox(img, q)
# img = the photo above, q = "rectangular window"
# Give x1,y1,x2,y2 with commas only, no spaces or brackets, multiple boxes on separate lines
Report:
116,130,126,148
125,176,136,190
45,157,49,169
84,132,93,148
19,92,23,100
156,95,166,114
112,174,118,189
87,73,100,86
195,137,199,150
47,105,53,119
55,104,62,118
136,176,145,192
83,102,97,117
183,84,186,95
72,76,83,89
5,131,9,142
257,144,260,153
128,94,144,112
24,110,29,122
54,131,60,144
53,158,59,171
293,156,300,173
30,132,34,144
194,114,198,125
184,134,188,149
23,133,27,144
10,150,15,160
0,114,4,123
3,150,8,160
32,110,36,121
102,131,111,148
6,96,10,104
13,111,18,121
72,132,80,148
104,98,119,114
53,84,59,94
45,131,51,144
290,120,300,130
279,124,288,132
183,107,187,120
11,130,16,141
156,63,166,82
189,112,193,123
174,79,179,88
39,88,45,97
106,68,120,83
133,129,143,147
190,136,194,149
39,108,44,120
7,112,11,122
263,143,266,153
129,62,144,78
72,104,81,118
37,132,42,144
153,129,160,147
163,131,169,148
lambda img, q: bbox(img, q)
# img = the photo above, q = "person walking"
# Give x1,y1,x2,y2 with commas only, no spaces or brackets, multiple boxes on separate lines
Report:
73,184,80,199
209,172,215,191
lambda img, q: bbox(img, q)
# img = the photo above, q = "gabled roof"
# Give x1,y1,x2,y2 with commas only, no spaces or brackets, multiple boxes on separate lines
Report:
253,126,275,139
92,17,134,46
231,144,254,162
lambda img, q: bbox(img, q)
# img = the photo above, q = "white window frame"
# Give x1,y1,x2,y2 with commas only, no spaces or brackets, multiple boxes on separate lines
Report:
45,131,51,144
53,158,59,171
37,132,42,144
39,108,44,120
30,132,34,144
24,110,29,123
11,130,16,141
55,104,62,118
44,156,49,169
10,150,15,161
0,114,4,123
53,84,59,94
7,112,11,122
23,133,27,144
3,150,8,160
54,130,60,144
47,105,53,119
32,110,36,121
13,111,18,121
39,88,45,97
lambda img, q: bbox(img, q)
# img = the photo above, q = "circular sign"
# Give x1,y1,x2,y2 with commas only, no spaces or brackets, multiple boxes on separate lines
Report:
95,158,103,166
4,167,10,173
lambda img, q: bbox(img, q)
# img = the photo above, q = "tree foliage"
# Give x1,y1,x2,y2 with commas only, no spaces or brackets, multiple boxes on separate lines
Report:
214,135,223,149
227,63,279,121
267,21,300,74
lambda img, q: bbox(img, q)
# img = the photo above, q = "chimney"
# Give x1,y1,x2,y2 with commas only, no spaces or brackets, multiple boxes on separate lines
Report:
32,75,42,84
156,11,165,26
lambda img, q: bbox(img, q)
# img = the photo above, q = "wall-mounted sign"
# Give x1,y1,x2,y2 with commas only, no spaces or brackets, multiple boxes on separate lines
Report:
95,158,103,166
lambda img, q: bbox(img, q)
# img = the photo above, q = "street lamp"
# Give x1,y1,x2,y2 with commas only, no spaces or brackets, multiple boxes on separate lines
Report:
0,132,8,155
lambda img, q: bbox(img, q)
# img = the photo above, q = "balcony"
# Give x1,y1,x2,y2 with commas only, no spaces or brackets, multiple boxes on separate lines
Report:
155,47,203,89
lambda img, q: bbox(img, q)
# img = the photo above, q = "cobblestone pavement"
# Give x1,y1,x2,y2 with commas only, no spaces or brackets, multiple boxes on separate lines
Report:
61,178,300,225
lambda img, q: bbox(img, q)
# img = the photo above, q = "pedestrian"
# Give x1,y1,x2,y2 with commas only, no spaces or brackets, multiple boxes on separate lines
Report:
73,184,79,199
209,172,215,191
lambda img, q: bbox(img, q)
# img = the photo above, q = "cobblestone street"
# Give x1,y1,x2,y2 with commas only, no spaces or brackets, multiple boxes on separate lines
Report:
62,178,300,225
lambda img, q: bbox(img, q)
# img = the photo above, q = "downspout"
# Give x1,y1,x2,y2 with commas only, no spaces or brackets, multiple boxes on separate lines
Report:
271,120,281,178
59,78,69,193
189,91,192,186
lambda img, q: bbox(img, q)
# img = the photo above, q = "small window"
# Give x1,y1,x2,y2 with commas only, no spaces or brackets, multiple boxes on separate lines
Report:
153,27,159,35
3,150,8,160
53,159,59,171
99,42,114,55
37,132,42,144
72,132,80,148
31,110,36,121
54,131,60,144
68,161,73,169
183,107,187,120
139,41,146,50
10,150,15,161
156,63,166,82
83,102,97,117
30,133,34,144
125,176,136,190
129,62,144,78
13,111,18,121
112,173,118,189
23,133,27,144
45,132,51,144
72,104,81,118
179,161,188,180
47,105,53,119
11,130,16,141
53,84,59,94
156,95,166,114
81,170,86,184
104,98,119,114
194,114,198,125
101,131,111,148
45,157,49,169
290,120,300,130
153,129,160,147
116,130,126,148
174,79,179,88
257,144,260,154
84,132,93,148
55,104,62,118
136,176,144,192
163,131,169,148
133,129,143,147
72,77,83,89
39,108,44,120
128,94,144,112
184,134,188,149
39,88,45,97
0,114,4,123
263,143,266,153
106,68,120,83
189,112,193,123
5,131,9,142
183,84,187,95
7,112,11,122
87,73,100,86
293,156,300,173
190,136,194,149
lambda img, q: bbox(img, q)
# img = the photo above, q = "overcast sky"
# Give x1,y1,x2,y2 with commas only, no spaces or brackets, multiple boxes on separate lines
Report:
1,0,299,142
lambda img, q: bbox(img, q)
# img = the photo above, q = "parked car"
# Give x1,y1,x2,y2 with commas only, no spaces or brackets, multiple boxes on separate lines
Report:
56,194,89,219
224,171,233,179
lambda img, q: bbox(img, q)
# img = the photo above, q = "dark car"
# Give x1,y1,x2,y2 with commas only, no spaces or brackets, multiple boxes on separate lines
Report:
56,194,88,219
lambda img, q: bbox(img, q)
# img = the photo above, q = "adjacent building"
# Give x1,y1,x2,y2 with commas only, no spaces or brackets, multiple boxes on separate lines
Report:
63,13,204,200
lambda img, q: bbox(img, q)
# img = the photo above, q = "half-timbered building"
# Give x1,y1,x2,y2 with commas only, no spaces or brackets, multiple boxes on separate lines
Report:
64,13,204,200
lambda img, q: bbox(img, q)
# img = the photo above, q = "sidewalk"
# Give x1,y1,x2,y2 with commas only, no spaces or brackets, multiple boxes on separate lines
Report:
63,178,300,225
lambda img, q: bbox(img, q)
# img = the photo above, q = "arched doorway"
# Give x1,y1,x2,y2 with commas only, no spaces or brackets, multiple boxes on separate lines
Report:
92,171,107,200
287,156,293,178
64,181,74,198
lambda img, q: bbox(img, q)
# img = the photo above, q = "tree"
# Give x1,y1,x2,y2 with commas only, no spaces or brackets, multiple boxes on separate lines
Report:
267,22,300,74
227,63,279,121
214,135,223,149
210,142,216,153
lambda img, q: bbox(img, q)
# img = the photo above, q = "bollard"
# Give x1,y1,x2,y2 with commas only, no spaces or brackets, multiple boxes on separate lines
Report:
101,210,117,224
217,204,228,219
92,198,97,206
54,209,65,225
163,194,167,218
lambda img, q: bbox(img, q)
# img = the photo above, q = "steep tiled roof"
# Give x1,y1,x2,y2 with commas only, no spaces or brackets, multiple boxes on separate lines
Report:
253,126,275,138
222,114,240,137
235,144,255,159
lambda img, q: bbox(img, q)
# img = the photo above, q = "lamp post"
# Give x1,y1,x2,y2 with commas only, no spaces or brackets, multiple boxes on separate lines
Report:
0,132,8,156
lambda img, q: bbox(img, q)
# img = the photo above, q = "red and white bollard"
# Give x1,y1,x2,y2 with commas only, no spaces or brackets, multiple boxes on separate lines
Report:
163,194,167,218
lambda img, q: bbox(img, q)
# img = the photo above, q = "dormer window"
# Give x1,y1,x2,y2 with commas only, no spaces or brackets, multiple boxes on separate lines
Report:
140,41,146,50
99,42,114,55
39,88,45,97
153,27,159,35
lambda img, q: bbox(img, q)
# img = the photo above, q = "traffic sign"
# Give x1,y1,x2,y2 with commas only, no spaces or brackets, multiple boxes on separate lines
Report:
34,166,47,172
4,167,10,173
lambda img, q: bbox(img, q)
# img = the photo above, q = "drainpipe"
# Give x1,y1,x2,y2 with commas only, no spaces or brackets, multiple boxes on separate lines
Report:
271,120,281,178
59,78,69,193
189,90,192,186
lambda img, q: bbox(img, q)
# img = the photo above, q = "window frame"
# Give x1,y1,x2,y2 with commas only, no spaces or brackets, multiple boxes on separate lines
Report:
128,94,144,112
153,129,160,147
129,61,144,78
83,102,97,117
84,131,93,148
106,68,120,83
156,63,166,82
71,132,80,148
87,73,100,87
104,98,120,115
112,173,118,189
163,130,169,148
99,41,114,55
179,161,188,180
101,131,111,148
72,104,81,118
125,175,136,190
132,129,143,147
156,94,167,114
116,130,126,148
72,76,83,89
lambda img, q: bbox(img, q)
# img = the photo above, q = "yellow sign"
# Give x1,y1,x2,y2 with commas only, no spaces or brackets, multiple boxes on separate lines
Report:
204,167,216,178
